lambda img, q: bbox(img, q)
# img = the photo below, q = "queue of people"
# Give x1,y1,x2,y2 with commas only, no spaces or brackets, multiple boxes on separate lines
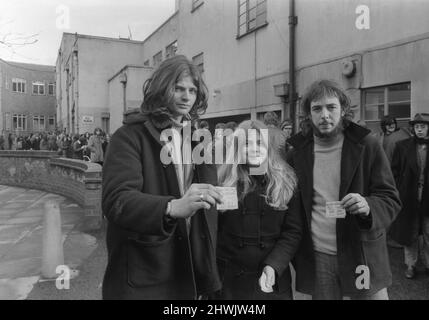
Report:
0,129,109,164
100,55,427,300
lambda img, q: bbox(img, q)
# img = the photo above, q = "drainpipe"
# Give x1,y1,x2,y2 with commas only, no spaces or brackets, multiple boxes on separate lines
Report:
73,48,79,134
289,0,298,133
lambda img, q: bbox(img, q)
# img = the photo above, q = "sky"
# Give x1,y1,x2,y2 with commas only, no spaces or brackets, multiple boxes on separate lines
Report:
0,0,176,66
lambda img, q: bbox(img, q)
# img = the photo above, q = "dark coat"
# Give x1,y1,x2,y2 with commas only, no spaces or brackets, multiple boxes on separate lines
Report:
389,138,429,245
216,183,303,300
287,122,401,297
102,114,221,300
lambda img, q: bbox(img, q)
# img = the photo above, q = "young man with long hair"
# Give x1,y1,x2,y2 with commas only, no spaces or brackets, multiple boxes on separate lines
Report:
102,55,223,300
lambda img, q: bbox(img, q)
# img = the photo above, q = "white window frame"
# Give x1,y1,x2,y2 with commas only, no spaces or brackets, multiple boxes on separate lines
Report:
33,115,45,131
32,81,45,95
48,83,55,96
13,114,27,131
12,78,26,93
166,40,178,59
362,83,411,122
237,0,268,38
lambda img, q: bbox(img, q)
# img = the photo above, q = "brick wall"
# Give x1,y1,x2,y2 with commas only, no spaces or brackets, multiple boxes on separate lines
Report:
0,150,102,229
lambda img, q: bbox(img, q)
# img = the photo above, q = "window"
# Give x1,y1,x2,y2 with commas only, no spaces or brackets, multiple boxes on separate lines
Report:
362,83,411,121
237,0,267,38
33,115,45,131
153,51,163,68
13,114,27,130
12,78,26,93
32,81,45,95
192,0,204,11
192,53,204,75
143,59,150,67
166,40,178,59
48,83,55,96
48,116,55,126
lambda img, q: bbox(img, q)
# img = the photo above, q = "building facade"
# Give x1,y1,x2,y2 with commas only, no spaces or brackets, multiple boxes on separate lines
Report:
0,59,56,135
56,33,145,134
56,0,429,134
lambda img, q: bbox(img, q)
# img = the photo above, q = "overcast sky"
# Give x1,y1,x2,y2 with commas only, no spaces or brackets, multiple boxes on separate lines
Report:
0,0,176,65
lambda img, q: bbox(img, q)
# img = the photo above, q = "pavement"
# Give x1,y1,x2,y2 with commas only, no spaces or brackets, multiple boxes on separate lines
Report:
0,185,99,300
0,184,428,300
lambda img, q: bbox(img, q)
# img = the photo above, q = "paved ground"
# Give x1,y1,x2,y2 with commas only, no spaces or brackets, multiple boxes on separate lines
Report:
0,185,98,299
0,184,427,300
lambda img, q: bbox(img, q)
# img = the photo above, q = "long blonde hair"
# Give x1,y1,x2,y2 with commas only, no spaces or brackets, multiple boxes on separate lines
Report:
217,120,297,210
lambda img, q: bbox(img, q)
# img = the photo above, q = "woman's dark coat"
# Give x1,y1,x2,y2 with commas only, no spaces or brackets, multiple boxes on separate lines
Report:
216,183,303,300
389,138,429,246
102,113,221,300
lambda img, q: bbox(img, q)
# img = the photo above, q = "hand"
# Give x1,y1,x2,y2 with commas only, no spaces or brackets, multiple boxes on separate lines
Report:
169,183,223,219
258,265,275,293
341,193,370,217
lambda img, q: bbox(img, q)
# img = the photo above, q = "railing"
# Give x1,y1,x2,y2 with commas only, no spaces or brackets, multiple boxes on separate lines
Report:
0,150,102,230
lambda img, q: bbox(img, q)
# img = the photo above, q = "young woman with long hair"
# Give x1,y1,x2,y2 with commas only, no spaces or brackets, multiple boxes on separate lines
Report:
216,120,303,300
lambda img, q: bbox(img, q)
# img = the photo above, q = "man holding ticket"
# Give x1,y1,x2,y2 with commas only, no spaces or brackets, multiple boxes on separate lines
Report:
215,120,303,300
287,80,401,300
101,56,223,300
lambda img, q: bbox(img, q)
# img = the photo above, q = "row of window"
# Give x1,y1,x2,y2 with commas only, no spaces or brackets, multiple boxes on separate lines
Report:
4,114,55,131
11,78,55,96
144,41,204,76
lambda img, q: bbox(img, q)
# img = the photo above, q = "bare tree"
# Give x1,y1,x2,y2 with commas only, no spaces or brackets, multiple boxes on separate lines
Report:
0,20,39,56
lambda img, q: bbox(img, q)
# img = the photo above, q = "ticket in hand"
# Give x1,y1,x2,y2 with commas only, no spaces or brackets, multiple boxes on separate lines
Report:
325,201,346,218
216,187,239,211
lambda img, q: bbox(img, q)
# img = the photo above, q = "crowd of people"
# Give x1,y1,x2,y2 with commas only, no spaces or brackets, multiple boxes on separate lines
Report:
0,128,109,165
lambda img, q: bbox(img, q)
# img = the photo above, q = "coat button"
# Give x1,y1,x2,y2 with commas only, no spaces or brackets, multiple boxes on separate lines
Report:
239,242,244,248
200,235,206,239
178,236,183,241
260,243,265,249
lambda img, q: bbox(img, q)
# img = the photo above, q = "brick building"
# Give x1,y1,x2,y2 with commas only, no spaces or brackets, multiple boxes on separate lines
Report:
0,59,56,135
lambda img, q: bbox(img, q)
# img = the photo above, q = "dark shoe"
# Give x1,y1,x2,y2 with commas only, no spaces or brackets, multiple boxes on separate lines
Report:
405,266,416,279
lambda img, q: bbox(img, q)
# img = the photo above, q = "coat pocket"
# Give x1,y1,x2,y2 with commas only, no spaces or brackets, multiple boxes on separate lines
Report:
360,232,391,291
126,236,175,288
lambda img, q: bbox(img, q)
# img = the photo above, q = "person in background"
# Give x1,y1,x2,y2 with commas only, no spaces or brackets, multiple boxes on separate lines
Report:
39,133,49,150
216,121,302,300
87,128,104,166
72,134,86,160
280,119,293,139
263,112,280,129
374,115,399,151
389,113,429,279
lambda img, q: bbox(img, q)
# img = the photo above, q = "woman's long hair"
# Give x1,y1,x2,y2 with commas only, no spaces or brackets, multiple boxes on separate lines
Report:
141,55,208,121
218,120,297,210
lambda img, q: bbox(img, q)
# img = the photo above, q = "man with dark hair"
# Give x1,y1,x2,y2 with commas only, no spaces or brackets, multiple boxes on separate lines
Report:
287,79,401,300
390,113,429,279
102,55,223,300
